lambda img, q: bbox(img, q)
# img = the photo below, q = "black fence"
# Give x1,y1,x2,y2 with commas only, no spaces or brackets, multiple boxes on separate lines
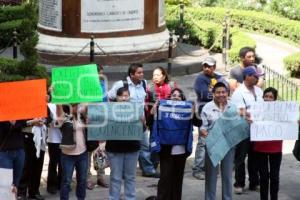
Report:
263,65,299,101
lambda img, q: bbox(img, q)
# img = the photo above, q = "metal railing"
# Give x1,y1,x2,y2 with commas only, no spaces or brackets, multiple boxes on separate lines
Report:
263,65,299,101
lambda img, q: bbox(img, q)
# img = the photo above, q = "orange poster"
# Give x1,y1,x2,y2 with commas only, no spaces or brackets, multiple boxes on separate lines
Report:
0,79,47,121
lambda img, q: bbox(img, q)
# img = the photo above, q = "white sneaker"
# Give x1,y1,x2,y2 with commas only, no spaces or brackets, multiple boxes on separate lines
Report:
234,187,243,194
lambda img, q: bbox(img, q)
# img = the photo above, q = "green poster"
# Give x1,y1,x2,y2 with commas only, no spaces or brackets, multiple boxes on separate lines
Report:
51,64,103,104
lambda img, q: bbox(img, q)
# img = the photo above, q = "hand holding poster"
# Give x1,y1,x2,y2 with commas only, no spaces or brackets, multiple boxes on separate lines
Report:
249,101,299,141
87,102,144,140
0,79,47,122
51,64,102,104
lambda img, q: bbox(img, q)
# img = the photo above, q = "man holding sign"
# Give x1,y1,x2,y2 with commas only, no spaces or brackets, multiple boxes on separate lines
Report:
231,66,264,194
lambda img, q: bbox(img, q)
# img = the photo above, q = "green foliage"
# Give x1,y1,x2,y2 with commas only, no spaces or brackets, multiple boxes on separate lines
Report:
169,6,300,44
284,52,300,77
0,57,49,82
166,0,192,5
0,5,25,23
166,7,256,64
0,19,23,48
0,1,49,82
269,0,300,20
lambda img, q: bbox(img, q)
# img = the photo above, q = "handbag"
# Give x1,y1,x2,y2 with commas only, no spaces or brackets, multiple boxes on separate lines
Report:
293,131,300,161
59,118,76,149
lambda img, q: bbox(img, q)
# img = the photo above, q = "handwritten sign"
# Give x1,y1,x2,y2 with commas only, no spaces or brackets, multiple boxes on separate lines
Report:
81,0,144,33
0,79,47,122
87,102,144,140
51,64,102,104
0,168,15,200
249,101,299,141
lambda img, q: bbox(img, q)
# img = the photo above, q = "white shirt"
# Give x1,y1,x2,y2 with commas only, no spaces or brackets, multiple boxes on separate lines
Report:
47,103,62,143
107,77,147,103
230,83,263,110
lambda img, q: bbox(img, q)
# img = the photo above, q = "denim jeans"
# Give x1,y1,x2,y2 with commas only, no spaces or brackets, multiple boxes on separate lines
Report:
0,149,25,187
138,131,156,175
192,132,206,174
107,151,139,200
60,151,88,200
205,148,235,200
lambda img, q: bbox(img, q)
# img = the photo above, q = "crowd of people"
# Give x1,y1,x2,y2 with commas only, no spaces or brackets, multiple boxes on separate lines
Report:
0,46,287,200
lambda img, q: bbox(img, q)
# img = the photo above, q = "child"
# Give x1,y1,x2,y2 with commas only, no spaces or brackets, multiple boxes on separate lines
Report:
253,87,282,200
105,86,141,200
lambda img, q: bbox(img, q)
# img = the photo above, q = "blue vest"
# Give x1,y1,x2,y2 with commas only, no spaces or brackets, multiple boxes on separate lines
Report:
150,100,193,153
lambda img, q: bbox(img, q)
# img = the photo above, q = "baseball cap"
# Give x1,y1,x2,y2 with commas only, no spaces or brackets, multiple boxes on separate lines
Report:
243,66,263,78
202,57,216,66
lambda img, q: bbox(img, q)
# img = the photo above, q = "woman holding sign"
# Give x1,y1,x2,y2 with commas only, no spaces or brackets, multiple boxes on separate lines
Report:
105,87,142,200
150,88,193,200
253,87,282,200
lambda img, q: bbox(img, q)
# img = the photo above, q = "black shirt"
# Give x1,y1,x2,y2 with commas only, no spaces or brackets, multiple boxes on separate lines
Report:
0,121,26,151
105,140,140,153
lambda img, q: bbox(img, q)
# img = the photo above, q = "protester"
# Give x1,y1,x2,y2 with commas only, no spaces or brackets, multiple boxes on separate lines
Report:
57,104,88,200
86,64,109,190
231,66,264,194
18,117,47,200
253,87,282,200
47,99,62,195
150,88,193,200
193,57,227,180
0,120,27,198
146,66,176,168
229,46,264,92
201,82,236,200
108,63,159,178
106,86,142,200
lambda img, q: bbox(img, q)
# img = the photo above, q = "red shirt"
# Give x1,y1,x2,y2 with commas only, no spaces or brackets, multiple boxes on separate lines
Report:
254,141,283,153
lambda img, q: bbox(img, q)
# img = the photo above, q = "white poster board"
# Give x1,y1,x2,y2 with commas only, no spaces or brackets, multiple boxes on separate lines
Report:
249,101,299,141
0,168,15,200
81,0,144,33
158,0,166,26
38,0,62,31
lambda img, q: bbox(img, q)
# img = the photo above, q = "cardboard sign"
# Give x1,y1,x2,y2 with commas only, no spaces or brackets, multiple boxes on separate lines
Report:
249,101,299,141
0,79,47,121
51,64,102,104
87,102,144,140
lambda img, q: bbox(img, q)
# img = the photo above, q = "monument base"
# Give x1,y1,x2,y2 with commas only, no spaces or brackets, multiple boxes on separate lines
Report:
37,30,171,65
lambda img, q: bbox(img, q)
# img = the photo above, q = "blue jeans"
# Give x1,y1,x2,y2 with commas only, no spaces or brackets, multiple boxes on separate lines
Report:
0,149,25,186
205,148,235,200
192,132,206,174
107,151,139,200
60,151,88,200
138,131,156,175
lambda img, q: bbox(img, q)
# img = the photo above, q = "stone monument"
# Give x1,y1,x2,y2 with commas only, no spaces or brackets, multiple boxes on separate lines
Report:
36,0,170,65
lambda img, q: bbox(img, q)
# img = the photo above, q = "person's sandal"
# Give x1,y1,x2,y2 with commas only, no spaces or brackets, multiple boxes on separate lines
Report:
86,180,94,190
97,176,109,188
